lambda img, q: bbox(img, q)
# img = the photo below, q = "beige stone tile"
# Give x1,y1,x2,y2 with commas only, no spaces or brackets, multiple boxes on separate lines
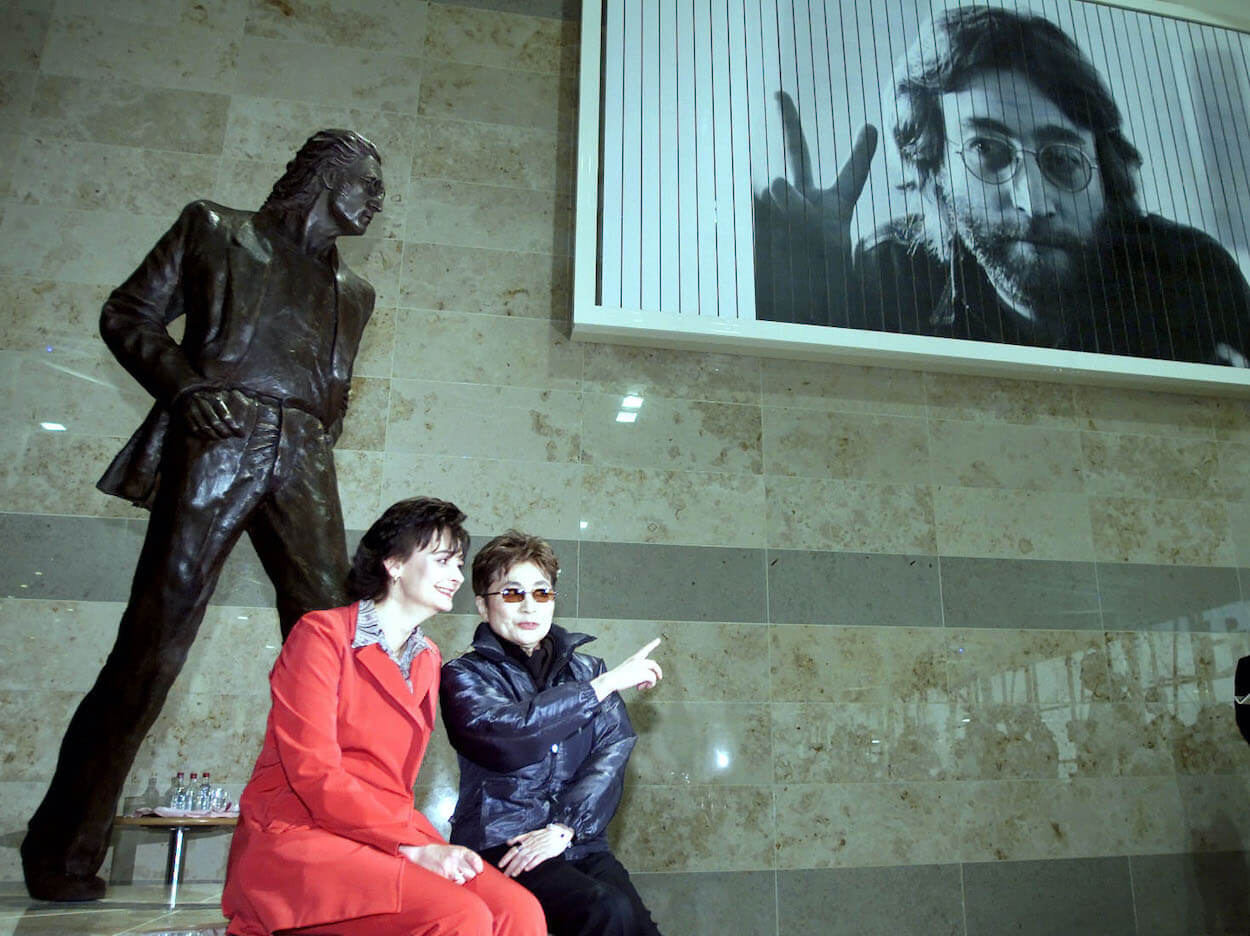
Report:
583,343,761,405
27,75,228,154
0,71,35,132
882,701,959,781
3,348,150,439
392,307,582,389
55,0,248,29
1089,495,1235,566
955,776,1186,861
0,277,117,356
0,134,16,199
1056,702,1176,779
1213,397,1250,442
0,690,81,781
334,448,384,531
420,60,573,132
626,701,772,785
128,687,269,789
9,138,220,218
40,15,239,93
381,453,583,539
231,34,423,112
243,0,429,55
1218,440,1250,502
0,598,117,692
580,465,766,548
765,476,937,554
1071,384,1216,438
1173,775,1250,851
405,179,571,255
351,304,395,379
771,624,948,704
0,3,50,72
580,618,770,703
222,96,421,165
612,784,774,872
1232,501,1250,565
0,782,49,883
947,628,1110,706
1103,630,1250,705
0,206,173,285
924,372,1077,427
400,242,570,320
335,376,388,451
337,234,402,305
934,486,1094,561
424,3,579,75
581,392,761,475
177,605,282,697
771,702,891,783
214,155,407,242
759,358,928,418
928,419,1085,492
0,426,143,518
775,781,956,868
412,783,457,841
1080,431,1220,500
1170,702,1250,775
950,703,1068,780
386,378,581,462
414,116,569,192
763,407,930,483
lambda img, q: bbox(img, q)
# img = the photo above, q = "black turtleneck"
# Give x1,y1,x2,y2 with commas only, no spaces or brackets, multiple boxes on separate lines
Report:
500,633,557,688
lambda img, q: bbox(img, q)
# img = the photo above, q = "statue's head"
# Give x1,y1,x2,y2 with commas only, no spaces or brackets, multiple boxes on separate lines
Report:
262,129,384,233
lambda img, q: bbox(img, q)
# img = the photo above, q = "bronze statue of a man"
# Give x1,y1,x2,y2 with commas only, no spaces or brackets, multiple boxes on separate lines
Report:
22,129,386,901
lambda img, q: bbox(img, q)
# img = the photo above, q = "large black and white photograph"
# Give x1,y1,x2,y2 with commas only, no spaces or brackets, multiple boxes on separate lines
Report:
576,0,1250,390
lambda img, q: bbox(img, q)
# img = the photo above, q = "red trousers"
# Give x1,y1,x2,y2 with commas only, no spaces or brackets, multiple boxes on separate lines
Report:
279,861,546,936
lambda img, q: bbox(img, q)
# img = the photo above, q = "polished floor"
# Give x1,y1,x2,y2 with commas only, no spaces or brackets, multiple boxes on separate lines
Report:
0,882,227,936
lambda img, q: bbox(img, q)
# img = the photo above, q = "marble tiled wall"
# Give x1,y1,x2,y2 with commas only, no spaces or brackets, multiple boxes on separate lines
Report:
1,1,1249,933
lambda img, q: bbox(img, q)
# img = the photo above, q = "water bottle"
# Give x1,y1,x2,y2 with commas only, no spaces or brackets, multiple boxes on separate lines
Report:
169,771,187,809
195,772,213,812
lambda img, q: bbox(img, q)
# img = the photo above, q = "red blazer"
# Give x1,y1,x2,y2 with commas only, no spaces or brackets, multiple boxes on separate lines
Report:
222,604,444,935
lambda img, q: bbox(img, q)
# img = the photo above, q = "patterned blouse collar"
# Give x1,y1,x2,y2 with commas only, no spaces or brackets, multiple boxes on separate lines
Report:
352,598,428,691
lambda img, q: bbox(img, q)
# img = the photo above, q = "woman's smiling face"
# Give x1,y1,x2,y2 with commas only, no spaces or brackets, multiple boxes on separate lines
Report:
476,560,556,655
384,531,464,616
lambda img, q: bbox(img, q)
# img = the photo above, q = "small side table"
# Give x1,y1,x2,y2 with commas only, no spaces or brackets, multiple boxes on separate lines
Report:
113,815,238,908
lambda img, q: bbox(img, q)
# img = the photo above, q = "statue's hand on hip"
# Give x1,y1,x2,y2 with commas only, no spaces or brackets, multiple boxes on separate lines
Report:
178,388,253,439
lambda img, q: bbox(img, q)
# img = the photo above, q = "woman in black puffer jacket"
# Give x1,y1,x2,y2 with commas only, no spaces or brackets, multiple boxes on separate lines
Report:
440,530,664,936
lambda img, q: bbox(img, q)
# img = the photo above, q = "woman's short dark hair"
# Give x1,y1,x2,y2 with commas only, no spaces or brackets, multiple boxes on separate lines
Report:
347,497,469,602
262,128,382,215
471,530,559,598
892,5,1141,213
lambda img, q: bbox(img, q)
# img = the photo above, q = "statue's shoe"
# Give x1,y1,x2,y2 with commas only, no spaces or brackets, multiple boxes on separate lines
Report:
23,867,106,902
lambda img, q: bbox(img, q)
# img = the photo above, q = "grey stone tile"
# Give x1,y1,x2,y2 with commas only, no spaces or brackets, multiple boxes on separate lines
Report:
1130,851,1250,936
940,557,1102,630
1098,562,1248,632
776,865,963,936
577,542,766,623
631,871,775,936
962,856,1136,936
767,549,941,627
0,513,143,602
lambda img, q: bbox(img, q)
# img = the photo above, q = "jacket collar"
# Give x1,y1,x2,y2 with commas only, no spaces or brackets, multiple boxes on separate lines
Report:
470,620,593,674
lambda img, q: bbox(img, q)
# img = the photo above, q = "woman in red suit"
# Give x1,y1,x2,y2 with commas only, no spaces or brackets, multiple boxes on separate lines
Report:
222,497,546,936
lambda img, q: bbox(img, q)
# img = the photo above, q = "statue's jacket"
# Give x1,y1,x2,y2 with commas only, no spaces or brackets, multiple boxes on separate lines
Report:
96,200,376,508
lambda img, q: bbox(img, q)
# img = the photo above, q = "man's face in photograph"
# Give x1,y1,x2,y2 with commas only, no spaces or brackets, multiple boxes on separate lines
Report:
935,68,1107,312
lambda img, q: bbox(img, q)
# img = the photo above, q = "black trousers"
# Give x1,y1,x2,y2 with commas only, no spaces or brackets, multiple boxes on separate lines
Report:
23,406,349,883
480,845,662,936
